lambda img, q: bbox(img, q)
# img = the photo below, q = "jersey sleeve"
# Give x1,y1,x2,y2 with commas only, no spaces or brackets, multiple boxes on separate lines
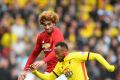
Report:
88,52,115,72
32,70,56,80
24,34,42,71
32,63,61,80
76,52,115,72
74,52,89,61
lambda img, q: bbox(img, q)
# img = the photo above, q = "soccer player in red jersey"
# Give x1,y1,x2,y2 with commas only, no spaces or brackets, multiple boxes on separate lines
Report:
18,10,64,80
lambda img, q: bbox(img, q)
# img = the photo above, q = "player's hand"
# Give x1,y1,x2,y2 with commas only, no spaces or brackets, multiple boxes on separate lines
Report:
32,60,45,69
109,65,115,72
18,71,27,80
27,64,36,72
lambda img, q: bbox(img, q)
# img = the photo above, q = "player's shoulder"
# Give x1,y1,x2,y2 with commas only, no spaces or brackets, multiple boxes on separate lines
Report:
78,51,88,55
54,27,61,33
51,27,62,38
37,31,45,37
69,51,83,55
69,51,88,57
54,27,60,31
69,52,81,57
65,52,79,60
65,51,90,61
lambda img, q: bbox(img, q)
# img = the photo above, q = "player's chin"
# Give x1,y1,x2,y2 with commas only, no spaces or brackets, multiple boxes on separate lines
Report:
46,30,52,34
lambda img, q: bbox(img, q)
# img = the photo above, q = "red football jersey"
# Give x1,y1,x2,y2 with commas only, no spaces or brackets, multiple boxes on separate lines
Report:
24,27,64,72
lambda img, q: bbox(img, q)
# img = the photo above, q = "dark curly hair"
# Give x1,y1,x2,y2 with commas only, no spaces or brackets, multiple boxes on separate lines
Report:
39,10,59,25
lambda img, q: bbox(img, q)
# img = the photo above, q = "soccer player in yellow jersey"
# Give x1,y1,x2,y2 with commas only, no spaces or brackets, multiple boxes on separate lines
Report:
28,42,115,80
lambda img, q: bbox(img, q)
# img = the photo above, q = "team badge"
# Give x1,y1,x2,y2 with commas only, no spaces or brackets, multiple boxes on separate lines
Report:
42,43,51,49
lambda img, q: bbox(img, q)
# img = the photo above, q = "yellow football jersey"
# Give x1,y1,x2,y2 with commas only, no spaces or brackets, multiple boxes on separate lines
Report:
53,52,89,80
32,52,115,80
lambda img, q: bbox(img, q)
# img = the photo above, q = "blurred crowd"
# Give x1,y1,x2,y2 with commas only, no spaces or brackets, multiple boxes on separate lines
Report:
0,0,120,80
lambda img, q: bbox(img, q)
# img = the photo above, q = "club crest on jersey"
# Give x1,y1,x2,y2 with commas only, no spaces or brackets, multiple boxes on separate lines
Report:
42,43,51,49
63,68,73,77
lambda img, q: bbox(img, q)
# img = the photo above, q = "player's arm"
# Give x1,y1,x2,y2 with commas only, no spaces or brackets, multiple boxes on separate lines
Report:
32,70,56,80
78,52,115,72
88,52,115,72
43,31,64,63
30,63,61,80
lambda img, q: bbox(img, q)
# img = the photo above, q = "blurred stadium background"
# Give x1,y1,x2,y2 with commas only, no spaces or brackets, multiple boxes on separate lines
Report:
0,0,120,80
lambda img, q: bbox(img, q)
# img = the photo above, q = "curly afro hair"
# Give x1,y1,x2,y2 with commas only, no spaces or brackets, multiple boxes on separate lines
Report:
39,10,59,25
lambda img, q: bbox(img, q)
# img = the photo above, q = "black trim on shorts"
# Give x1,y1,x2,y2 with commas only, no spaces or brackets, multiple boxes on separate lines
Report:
53,71,59,78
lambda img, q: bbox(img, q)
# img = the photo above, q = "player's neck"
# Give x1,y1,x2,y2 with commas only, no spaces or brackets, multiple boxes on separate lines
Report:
46,32,52,35
46,28,55,35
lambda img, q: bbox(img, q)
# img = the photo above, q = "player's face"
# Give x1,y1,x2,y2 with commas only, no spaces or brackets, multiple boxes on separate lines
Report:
55,47,65,62
42,21,55,34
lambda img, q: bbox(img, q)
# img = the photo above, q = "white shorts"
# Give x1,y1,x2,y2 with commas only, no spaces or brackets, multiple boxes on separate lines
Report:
25,72,67,80
45,72,67,80
55,74,67,80
25,72,35,80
